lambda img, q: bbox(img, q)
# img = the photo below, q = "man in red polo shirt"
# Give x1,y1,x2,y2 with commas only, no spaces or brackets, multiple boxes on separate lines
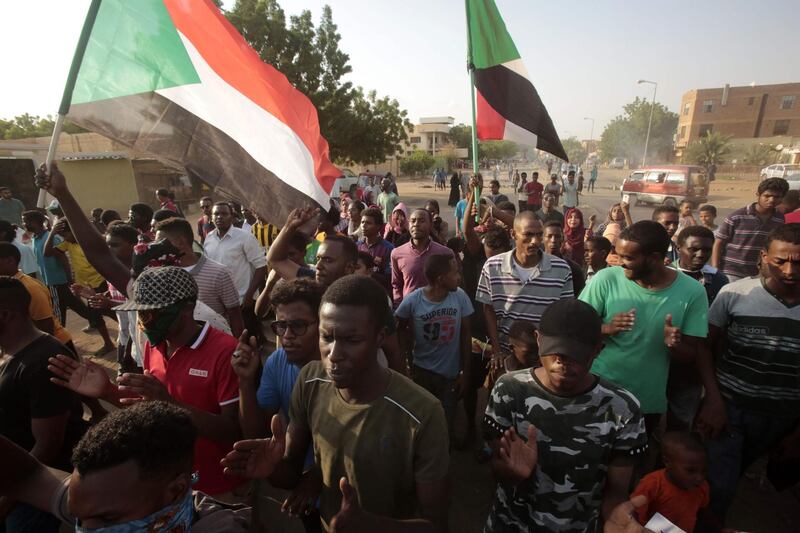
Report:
47,266,242,497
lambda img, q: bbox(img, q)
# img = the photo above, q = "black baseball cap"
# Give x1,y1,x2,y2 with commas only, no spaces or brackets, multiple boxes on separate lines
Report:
537,299,602,362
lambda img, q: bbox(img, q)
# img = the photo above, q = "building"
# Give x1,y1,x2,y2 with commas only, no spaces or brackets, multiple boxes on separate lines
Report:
675,82,800,156
407,116,467,157
0,133,208,214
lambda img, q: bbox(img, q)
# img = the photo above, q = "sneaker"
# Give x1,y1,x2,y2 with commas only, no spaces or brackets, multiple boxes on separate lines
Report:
82,325,97,333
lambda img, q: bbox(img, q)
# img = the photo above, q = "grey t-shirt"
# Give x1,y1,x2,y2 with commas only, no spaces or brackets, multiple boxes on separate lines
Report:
395,287,474,378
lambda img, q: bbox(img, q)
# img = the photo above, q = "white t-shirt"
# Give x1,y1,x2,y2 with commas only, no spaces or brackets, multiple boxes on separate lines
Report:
562,180,578,208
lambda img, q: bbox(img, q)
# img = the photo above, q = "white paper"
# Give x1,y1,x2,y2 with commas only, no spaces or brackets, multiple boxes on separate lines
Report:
622,193,631,204
644,512,686,533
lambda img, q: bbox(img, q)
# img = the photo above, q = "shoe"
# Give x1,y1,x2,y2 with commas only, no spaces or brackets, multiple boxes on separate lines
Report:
82,325,97,333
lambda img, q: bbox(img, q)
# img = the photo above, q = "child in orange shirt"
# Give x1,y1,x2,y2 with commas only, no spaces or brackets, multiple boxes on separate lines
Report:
632,432,710,532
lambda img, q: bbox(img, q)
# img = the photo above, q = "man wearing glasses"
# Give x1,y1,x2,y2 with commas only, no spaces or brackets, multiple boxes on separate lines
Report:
231,277,325,531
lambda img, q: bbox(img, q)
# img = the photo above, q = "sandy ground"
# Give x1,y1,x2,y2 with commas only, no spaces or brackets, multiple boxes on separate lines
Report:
62,165,798,531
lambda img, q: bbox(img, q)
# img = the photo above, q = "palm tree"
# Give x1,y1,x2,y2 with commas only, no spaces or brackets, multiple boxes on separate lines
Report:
743,143,778,166
684,131,733,167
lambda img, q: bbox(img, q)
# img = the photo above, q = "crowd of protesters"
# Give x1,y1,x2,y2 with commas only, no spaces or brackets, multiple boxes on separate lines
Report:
0,163,798,533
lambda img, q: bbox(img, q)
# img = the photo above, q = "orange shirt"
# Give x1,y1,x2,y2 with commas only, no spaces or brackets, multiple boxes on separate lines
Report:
14,271,72,346
632,468,709,532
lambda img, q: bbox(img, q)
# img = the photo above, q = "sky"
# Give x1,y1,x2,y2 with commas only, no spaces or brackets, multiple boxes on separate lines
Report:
3,0,799,142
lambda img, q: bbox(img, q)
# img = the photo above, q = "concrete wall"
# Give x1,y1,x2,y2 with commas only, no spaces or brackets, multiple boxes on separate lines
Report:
59,159,139,215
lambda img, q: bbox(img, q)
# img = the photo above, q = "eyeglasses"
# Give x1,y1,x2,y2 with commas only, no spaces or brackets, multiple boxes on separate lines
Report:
270,319,317,337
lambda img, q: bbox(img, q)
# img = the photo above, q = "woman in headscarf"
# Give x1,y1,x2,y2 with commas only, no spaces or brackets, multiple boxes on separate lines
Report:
563,208,589,265
448,172,461,207
594,202,630,236
383,202,410,246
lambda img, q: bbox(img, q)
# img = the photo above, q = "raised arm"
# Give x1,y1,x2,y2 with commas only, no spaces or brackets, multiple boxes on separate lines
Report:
35,163,131,291
266,207,318,281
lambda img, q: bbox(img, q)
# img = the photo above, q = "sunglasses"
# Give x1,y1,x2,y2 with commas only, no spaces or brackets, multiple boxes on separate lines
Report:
270,319,317,337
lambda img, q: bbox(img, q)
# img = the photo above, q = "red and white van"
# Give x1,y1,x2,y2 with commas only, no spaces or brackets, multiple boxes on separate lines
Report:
620,165,709,208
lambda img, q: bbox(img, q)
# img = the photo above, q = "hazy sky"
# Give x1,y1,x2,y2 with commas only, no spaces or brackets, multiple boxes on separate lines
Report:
4,0,799,142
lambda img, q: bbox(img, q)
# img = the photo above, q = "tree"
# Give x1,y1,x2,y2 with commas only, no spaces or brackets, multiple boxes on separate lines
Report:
683,131,732,166
598,97,678,164
449,124,472,151
399,150,435,176
559,137,586,164
0,114,87,140
742,143,780,166
479,140,518,161
225,1,410,165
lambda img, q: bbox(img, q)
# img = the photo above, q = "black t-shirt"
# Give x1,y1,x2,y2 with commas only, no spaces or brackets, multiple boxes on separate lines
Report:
565,257,586,297
462,246,488,340
0,334,86,469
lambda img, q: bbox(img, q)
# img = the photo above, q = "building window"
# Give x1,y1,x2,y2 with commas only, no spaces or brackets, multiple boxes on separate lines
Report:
409,136,421,144
748,96,755,105
773,120,790,136
698,124,713,137
680,125,686,139
781,95,796,110
683,102,691,116
702,100,714,113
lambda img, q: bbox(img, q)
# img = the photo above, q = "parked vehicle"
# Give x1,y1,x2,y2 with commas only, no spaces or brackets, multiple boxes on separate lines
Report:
609,157,625,169
330,167,359,199
786,171,800,191
760,164,800,180
620,165,709,208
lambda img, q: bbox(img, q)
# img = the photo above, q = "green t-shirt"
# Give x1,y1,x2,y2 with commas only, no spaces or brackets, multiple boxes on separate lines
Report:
290,361,449,529
579,266,708,413
378,192,400,224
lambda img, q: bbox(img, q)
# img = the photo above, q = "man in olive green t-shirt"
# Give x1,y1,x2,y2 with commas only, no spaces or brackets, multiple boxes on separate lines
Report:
579,222,708,421
223,275,450,532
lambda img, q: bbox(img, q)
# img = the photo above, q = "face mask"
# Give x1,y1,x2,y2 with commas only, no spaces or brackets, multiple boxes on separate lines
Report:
139,301,185,346
75,488,193,533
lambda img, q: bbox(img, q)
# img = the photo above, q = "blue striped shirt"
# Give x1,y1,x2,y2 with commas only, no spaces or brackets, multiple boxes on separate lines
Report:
715,203,784,279
476,250,574,351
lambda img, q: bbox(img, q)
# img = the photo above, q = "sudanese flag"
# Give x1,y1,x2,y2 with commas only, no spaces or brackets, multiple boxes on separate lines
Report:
58,0,340,223
466,0,568,161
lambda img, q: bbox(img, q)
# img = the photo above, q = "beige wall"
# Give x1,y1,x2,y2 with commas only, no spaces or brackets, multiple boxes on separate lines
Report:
59,159,139,215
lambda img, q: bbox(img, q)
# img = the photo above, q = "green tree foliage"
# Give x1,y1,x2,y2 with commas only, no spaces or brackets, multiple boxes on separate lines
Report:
683,131,732,166
741,143,780,166
399,149,435,176
225,0,411,165
479,140,518,161
0,114,87,140
598,97,678,164
449,124,473,150
560,137,587,164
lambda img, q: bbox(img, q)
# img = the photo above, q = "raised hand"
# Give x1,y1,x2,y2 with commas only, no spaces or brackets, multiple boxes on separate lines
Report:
604,309,636,335
70,283,95,299
87,293,115,310
48,354,113,398
664,314,682,347
231,329,260,381
604,495,654,533
496,425,538,484
221,414,286,479
34,162,68,198
330,477,373,533
285,207,319,231
117,370,171,404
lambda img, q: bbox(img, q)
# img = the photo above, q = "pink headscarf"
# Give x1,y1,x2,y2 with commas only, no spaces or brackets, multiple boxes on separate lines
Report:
384,202,408,237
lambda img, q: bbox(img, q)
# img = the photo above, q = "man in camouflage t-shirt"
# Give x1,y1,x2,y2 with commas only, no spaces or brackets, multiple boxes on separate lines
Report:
483,300,648,532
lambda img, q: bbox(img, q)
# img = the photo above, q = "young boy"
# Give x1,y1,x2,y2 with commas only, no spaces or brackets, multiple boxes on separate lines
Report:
396,254,474,435
584,235,612,283
487,319,539,386
632,432,709,532
483,299,648,532
698,204,718,231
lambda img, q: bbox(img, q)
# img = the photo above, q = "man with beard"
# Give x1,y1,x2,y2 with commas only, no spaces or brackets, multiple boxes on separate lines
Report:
222,275,449,532
579,221,708,439
699,224,800,529
476,211,573,363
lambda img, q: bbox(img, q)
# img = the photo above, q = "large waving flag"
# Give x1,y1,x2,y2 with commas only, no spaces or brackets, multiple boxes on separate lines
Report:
466,0,568,160
59,0,340,222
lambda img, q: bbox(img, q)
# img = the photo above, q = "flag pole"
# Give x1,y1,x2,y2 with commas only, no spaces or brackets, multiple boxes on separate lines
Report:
465,0,481,222
39,0,103,208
